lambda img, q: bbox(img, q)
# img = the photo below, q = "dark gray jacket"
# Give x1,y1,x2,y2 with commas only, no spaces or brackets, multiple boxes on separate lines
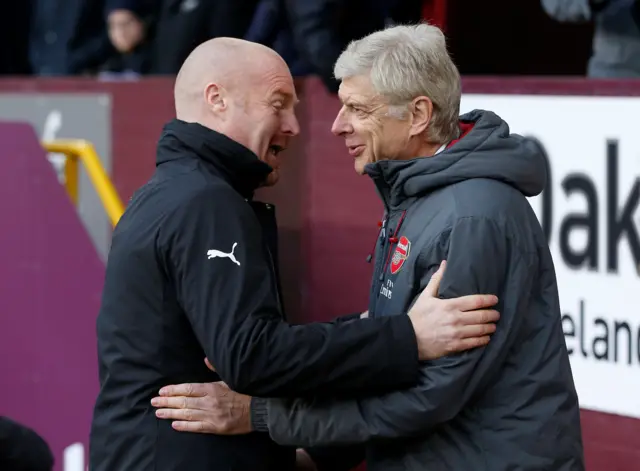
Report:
251,110,585,471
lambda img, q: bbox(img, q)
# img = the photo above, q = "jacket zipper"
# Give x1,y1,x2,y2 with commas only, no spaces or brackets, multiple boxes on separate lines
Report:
370,211,396,316
264,203,283,313
265,247,283,312
252,201,284,314
370,209,408,317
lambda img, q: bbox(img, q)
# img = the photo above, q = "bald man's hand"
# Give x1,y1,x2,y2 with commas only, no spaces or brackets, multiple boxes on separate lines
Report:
408,261,499,360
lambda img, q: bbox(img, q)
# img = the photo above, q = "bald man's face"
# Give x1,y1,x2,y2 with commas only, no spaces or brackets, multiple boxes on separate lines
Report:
224,58,299,186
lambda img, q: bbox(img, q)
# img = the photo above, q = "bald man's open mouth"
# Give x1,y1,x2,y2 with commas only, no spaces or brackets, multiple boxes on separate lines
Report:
268,144,285,157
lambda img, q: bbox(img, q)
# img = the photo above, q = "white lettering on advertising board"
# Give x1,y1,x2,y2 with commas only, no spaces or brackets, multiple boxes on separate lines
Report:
461,95,639,419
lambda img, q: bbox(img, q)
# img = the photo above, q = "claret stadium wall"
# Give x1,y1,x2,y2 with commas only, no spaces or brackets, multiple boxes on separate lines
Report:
0,76,637,471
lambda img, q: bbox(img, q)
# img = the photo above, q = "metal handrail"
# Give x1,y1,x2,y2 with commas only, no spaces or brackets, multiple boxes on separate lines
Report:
42,140,124,227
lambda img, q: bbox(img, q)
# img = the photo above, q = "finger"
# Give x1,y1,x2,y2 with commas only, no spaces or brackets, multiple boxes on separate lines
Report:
155,408,207,421
151,396,202,410
204,358,216,372
451,336,491,352
455,309,500,326
424,260,447,297
457,323,497,339
449,294,499,312
171,421,210,433
159,383,208,397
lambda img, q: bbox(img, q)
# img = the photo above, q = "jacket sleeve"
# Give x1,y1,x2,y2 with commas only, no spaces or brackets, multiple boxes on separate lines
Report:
260,217,536,446
163,186,420,397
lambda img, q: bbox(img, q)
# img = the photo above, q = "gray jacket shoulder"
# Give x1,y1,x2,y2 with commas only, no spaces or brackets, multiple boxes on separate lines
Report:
429,178,540,242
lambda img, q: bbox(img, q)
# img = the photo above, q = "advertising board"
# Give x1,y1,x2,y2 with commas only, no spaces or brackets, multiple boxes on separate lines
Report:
461,94,640,419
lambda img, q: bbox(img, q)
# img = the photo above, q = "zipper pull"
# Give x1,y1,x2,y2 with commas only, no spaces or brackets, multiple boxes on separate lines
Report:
366,220,384,263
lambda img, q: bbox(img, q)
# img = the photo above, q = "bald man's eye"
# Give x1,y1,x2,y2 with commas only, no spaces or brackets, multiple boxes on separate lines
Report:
272,101,284,110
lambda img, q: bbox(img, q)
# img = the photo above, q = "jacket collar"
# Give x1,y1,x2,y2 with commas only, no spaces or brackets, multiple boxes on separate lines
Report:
364,111,546,210
364,120,474,210
365,135,455,211
156,119,273,199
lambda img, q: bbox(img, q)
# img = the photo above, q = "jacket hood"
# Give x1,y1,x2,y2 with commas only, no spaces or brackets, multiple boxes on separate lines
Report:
365,110,547,208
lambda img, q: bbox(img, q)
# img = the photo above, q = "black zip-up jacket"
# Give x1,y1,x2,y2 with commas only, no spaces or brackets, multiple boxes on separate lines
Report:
89,119,420,471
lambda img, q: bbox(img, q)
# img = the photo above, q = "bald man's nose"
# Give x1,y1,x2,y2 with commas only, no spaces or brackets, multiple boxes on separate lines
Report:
282,112,300,137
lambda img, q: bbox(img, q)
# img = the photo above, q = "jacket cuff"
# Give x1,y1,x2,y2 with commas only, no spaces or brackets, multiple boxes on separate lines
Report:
250,397,269,432
333,312,361,324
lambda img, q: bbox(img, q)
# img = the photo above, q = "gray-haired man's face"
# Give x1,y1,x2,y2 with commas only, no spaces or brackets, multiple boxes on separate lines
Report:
331,75,415,174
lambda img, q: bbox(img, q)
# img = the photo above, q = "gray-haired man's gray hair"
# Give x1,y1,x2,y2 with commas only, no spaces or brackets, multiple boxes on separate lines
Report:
334,23,461,144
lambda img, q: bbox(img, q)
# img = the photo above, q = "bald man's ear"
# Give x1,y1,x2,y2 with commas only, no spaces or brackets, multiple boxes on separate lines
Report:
204,83,227,112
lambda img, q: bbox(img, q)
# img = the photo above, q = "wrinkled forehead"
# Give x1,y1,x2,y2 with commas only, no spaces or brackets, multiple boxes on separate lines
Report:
337,75,386,108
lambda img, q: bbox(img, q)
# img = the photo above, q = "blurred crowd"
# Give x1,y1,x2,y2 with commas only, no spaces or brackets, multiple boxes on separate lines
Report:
0,0,638,91
0,0,436,92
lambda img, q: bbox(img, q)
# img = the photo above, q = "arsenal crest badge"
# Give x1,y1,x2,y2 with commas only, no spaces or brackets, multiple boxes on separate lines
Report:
390,236,411,274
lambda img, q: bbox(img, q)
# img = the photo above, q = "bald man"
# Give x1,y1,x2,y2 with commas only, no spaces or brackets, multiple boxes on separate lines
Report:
88,38,499,471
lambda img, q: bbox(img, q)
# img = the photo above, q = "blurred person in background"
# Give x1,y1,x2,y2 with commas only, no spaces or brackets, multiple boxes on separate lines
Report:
0,416,54,471
29,0,112,75
29,0,155,76
245,0,424,92
153,23,585,471
0,3,31,75
101,0,157,77
90,36,499,471
150,0,261,74
542,0,640,77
